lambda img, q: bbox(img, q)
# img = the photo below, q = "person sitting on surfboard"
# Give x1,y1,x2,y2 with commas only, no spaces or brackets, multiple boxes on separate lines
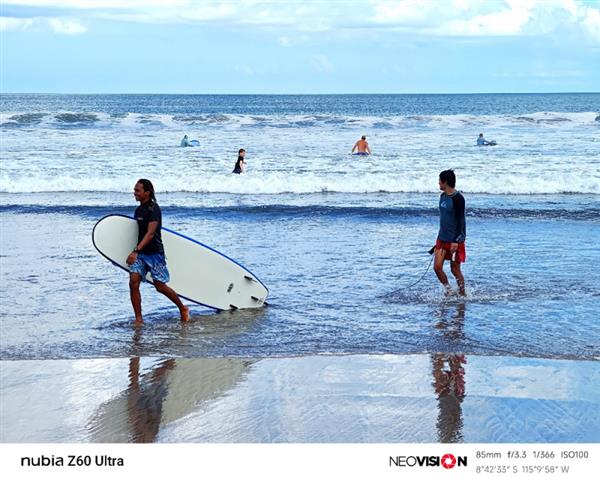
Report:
232,148,246,174
476,133,491,146
433,169,466,296
126,179,190,324
351,135,371,155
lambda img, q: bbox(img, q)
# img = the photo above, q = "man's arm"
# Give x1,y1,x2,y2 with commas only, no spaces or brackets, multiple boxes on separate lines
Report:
452,194,466,243
366,143,372,154
351,141,358,153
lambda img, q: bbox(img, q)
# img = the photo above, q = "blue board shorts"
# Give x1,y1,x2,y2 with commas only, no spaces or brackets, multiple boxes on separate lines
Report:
129,253,170,283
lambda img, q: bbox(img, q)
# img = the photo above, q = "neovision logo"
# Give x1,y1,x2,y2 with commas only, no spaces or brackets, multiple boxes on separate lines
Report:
389,454,467,469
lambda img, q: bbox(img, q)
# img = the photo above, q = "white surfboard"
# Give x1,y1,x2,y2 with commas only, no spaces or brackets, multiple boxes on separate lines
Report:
92,214,268,311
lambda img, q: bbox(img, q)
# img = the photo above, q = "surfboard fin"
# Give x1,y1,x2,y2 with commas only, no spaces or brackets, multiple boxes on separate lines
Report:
229,304,238,310
244,275,254,281
251,296,269,306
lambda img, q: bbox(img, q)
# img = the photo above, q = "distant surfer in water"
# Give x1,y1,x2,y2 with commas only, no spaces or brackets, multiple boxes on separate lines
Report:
126,179,190,324
351,135,371,155
232,148,246,174
476,133,492,146
433,169,466,296
180,135,189,147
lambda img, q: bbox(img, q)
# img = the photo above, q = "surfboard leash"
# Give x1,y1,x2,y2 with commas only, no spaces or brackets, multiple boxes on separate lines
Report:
391,247,436,292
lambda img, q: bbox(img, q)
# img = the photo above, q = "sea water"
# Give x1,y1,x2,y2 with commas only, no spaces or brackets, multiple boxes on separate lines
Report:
1,93,599,360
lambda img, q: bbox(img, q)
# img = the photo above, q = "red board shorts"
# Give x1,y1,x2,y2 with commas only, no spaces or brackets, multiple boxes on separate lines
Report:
435,239,466,263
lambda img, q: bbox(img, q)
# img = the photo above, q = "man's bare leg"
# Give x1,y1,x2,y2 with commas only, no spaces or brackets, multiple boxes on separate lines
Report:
129,273,144,324
433,248,452,294
450,261,465,296
154,281,190,322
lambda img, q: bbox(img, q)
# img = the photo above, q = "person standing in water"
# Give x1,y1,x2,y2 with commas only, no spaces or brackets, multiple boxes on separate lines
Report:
351,135,371,155
126,179,190,324
232,148,246,174
433,169,466,296
180,135,189,147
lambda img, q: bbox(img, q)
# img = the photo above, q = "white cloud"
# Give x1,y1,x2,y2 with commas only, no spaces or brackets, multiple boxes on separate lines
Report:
582,6,600,40
48,18,86,35
311,55,334,73
235,65,255,76
371,0,435,24
278,35,310,47
559,0,579,17
4,0,172,8
111,3,236,24
1,0,599,43
0,16,35,31
452,0,471,11
0,15,87,34
437,0,535,36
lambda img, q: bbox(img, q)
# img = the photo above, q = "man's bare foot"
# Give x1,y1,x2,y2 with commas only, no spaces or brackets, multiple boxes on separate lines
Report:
444,286,454,297
180,306,190,322
134,317,144,326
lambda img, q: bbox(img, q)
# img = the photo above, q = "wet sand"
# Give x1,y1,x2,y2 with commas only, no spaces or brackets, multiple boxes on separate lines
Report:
1,354,598,443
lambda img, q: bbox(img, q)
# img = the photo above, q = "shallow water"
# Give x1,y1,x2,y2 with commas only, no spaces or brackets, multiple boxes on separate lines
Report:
1,193,598,360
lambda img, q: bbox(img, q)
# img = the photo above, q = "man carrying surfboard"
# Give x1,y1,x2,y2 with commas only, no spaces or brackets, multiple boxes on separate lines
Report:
126,179,190,324
433,170,466,296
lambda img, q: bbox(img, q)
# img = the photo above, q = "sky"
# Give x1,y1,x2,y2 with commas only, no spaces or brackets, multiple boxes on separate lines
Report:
1,0,599,94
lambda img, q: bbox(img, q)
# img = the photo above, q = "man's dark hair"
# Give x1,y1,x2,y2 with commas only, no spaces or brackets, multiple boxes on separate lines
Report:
361,135,366,140
238,148,245,155
137,178,157,203
439,169,456,188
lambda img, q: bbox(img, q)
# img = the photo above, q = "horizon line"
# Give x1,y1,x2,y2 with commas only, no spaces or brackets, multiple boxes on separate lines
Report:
2,91,599,96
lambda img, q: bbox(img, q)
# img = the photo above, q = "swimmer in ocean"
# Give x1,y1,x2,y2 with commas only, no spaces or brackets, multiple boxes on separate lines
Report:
232,148,246,174
351,135,371,155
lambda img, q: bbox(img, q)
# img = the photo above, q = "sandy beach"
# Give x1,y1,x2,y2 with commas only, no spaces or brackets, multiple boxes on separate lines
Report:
1,354,598,443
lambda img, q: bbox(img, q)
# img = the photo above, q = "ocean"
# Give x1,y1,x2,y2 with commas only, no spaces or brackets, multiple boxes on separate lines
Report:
1,93,599,442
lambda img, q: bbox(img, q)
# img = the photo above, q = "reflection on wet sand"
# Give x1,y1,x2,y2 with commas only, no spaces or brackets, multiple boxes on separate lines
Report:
126,358,174,443
432,354,466,443
432,301,466,443
87,357,256,443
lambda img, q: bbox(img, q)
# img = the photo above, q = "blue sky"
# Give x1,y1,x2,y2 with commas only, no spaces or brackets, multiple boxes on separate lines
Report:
1,0,599,93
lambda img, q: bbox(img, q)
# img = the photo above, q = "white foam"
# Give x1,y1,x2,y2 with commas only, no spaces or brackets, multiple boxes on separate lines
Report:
1,108,598,196
1,171,598,195
2,111,598,129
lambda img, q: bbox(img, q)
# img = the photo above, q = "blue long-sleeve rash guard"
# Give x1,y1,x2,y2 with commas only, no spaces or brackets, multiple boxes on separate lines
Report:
438,191,466,243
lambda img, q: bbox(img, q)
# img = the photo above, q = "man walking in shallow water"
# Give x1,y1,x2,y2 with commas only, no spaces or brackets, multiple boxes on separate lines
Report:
126,179,190,324
433,170,466,296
